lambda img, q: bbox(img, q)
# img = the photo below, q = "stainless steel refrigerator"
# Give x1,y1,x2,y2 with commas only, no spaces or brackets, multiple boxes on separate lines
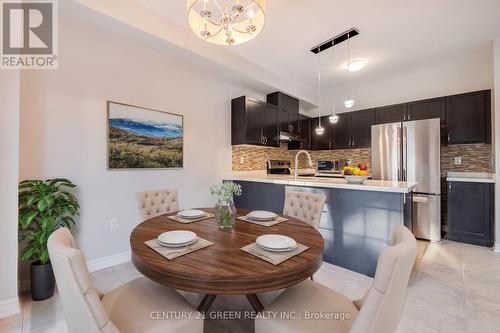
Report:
372,118,441,242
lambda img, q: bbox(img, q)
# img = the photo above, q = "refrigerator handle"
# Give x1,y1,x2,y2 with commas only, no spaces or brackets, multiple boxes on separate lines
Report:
397,129,401,181
402,126,407,181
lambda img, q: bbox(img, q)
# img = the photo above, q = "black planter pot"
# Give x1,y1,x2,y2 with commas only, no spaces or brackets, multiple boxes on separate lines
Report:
31,261,55,301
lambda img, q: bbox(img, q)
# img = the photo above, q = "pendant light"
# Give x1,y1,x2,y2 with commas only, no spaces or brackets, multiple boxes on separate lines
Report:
329,46,339,124
344,31,355,109
315,52,324,135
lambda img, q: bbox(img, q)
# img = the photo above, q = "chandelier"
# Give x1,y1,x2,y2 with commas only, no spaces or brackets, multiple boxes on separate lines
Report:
187,0,266,46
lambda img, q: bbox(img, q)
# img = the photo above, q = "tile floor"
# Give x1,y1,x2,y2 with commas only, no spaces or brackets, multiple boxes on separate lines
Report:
1,240,500,333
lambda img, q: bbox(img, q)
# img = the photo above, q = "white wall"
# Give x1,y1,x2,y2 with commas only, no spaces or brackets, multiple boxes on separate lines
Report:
0,70,20,318
494,39,500,253
331,46,493,113
19,16,262,265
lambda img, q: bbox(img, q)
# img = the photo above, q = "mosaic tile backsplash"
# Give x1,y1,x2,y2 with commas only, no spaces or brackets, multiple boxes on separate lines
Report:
232,143,493,176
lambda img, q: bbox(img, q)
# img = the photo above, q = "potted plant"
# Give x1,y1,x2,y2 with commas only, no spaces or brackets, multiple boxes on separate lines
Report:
210,181,242,230
18,178,80,301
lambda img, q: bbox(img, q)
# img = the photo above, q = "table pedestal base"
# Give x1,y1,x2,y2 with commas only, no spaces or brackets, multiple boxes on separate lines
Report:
196,294,264,313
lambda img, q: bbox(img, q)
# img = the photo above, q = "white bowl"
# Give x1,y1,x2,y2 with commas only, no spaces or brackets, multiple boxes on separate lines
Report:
344,175,369,184
158,230,197,246
177,209,205,219
247,210,278,221
256,234,297,251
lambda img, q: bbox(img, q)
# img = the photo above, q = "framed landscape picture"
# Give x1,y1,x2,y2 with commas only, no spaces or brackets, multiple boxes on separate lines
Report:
107,101,183,169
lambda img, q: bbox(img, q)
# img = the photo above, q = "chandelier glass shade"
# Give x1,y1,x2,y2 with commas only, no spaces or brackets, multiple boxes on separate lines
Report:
187,0,266,46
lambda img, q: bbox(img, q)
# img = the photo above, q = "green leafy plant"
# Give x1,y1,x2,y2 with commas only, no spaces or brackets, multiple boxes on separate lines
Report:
210,181,242,202
18,179,80,264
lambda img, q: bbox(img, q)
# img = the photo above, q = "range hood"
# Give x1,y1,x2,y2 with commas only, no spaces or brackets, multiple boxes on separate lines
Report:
279,131,305,142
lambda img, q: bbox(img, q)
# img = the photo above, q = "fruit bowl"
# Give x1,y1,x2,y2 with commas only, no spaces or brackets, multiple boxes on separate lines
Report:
344,175,369,184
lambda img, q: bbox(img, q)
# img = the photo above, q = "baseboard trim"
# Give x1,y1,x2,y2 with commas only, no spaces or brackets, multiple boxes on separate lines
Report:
494,243,500,254
86,251,131,273
0,297,20,320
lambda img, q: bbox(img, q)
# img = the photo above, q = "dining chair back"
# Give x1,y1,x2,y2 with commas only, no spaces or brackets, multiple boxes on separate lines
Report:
48,228,120,333
136,189,178,221
350,224,417,333
283,190,326,229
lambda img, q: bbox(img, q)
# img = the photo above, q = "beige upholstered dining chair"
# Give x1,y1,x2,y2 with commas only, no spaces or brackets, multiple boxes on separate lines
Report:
255,225,417,333
136,189,178,222
283,190,326,229
48,228,203,333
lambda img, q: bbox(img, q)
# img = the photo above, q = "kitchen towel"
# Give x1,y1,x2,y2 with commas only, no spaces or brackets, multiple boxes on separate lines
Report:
241,243,309,265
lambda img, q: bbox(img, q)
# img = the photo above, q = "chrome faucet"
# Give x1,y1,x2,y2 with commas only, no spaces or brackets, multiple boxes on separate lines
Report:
294,150,314,180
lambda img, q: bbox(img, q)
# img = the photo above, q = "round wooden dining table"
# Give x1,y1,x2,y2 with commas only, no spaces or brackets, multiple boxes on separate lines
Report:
130,208,324,312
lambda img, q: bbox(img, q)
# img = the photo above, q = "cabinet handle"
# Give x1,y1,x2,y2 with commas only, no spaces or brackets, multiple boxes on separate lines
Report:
290,124,294,132
408,113,411,121
328,142,331,149
447,134,451,143
261,137,265,144
264,137,268,145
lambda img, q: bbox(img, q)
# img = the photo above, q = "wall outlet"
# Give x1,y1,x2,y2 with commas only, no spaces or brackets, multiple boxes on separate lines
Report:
109,218,119,231
454,157,462,165
240,156,245,164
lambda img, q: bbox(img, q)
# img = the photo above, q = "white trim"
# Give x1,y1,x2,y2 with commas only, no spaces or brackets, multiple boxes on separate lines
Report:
0,297,20,320
494,243,500,254
86,251,131,273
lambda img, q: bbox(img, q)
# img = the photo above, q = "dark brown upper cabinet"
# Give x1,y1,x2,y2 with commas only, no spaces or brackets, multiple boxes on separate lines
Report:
350,109,375,149
331,109,374,150
231,96,279,147
311,116,333,150
288,114,312,150
407,97,446,123
446,90,491,144
375,103,407,124
267,92,300,134
332,113,351,149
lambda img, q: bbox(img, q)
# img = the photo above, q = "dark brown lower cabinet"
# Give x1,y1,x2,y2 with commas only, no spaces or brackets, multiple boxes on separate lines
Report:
447,181,494,247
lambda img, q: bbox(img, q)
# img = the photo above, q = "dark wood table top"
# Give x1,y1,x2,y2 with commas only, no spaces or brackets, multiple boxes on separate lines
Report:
130,208,324,295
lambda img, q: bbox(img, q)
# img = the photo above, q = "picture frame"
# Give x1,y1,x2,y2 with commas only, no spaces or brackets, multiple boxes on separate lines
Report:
107,101,184,170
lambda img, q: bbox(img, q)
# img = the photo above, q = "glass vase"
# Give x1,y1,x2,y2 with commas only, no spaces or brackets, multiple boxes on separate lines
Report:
215,197,236,230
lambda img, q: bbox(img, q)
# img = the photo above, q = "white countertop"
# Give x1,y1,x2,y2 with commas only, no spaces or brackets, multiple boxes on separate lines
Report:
446,172,495,184
224,171,418,193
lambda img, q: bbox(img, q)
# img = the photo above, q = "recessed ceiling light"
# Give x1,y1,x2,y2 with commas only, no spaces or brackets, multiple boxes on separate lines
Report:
343,58,369,72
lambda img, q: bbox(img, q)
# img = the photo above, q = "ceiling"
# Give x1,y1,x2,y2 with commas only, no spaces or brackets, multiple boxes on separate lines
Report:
133,0,500,94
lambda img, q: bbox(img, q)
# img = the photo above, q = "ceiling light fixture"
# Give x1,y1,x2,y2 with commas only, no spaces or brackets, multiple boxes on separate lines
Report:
187,0,265,46
343,58,369,72
329,46,339,124
344,31,355,109
315,52,324,136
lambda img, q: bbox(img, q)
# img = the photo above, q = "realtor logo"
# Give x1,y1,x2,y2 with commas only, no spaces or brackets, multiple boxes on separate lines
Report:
1,0,58,69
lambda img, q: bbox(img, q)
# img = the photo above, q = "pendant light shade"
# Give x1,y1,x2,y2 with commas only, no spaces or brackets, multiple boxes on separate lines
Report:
315,124,325,135
329,113,339,124
344,99,354,108
187,0,266,46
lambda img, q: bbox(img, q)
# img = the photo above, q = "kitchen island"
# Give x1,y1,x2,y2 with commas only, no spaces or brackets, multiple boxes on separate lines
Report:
224,171,418,277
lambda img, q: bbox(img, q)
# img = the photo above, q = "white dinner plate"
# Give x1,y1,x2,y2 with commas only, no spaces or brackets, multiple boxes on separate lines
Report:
157,237,197,248
177,209,206,219
256,234,297,251
157,230,197,246
247,210,278,221
257,243,297,252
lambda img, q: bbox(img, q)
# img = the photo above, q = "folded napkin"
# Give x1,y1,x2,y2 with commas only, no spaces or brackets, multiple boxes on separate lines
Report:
241,242,309,265
165,212,214,224
237,215,288,227
145,237,214,260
